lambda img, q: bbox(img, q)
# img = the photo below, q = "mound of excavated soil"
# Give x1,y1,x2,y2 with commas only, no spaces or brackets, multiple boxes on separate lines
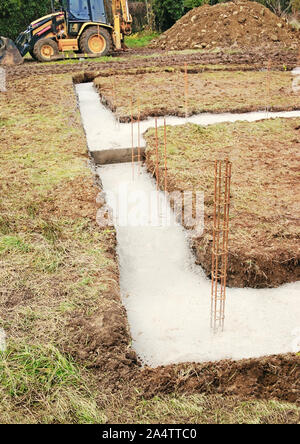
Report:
151,1,299,51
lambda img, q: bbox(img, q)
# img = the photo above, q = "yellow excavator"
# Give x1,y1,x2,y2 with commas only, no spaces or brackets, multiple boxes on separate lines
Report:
0,0,132,65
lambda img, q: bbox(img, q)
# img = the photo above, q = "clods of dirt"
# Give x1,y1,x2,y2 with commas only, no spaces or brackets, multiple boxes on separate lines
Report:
140,354,300,405
150,1,300,51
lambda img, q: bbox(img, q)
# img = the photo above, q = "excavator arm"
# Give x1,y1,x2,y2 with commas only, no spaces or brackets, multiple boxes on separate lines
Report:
111,0,132,50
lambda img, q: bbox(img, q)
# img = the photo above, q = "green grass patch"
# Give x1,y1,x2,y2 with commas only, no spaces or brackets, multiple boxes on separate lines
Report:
125,31,160,48
0,342,105,424
0,236,30,254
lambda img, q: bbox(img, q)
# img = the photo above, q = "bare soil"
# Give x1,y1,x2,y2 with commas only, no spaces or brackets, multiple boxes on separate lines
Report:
5,46,299,83
151,1,300,51
140,354,300,405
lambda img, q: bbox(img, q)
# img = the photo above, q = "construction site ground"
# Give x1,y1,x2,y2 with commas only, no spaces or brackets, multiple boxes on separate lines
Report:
94,69,300,121
145,118,300,289
0,48,299,424
5,46,299,81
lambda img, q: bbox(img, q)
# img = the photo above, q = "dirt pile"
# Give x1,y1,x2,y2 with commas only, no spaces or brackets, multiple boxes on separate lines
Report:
151,1,300,51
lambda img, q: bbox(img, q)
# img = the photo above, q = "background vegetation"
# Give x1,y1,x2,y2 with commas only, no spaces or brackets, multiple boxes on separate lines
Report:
0,0,50,40
0,0,299,40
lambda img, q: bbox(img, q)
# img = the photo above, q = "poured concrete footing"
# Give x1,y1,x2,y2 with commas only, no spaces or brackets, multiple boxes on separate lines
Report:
76,82,300,366
91,147,146,165
76,82,300,167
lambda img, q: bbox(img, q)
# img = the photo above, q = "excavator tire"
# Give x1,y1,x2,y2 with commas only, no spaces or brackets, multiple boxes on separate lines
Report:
79,27,112,57
33,38,59,62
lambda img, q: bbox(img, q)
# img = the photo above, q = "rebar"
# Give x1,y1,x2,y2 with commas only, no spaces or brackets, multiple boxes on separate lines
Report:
155,117,159,190
112,76,116,110
266,58,271,115
131,97,134,180
184,62,188,118
211,159,232,333
138,98,141,175
164,118,167,193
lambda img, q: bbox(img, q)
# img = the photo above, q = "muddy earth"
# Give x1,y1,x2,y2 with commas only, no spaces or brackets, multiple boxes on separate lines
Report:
5,46,300,84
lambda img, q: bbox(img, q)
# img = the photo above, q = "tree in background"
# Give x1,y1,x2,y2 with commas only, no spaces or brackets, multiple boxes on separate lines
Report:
129,2,148,31
256,0,295,15
152,0,184,31
1,0,298,42
184,0,210,10
0,0,51,40
129,0,156,31
183,0,299,16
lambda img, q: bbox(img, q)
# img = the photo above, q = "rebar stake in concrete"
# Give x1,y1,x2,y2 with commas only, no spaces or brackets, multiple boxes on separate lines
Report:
138,98,141,175
164,118,167,193
184,62,189,118
112,76,116,110
211,159,232,333
155,117,160,190
265,58,272,115
131,96,134,180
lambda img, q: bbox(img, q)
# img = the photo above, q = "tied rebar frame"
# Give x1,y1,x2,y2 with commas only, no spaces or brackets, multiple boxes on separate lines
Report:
211,159,232,333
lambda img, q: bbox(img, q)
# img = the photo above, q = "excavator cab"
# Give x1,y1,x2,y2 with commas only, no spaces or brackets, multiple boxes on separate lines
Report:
0,0,132,65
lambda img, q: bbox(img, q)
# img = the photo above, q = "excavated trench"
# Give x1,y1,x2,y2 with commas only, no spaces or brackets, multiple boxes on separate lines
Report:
76,82,300,367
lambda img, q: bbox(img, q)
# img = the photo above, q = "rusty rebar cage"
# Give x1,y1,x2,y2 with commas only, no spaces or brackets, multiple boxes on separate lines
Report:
211,159,232,333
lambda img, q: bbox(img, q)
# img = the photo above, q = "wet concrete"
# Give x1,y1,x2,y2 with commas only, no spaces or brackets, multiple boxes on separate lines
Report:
76,82,300,164
98,162,300,366
77,82,300,367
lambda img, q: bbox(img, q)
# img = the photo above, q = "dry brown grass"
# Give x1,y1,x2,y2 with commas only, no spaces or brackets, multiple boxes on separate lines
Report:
94,69,300,122
145,118,300,287
0,74,119,423
0,70,299,423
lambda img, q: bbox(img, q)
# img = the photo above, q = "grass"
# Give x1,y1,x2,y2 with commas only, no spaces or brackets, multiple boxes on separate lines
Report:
0,342,105,424
145,118,300,287
94,69,300,121
0,73,119,423
0,67,299,423
120,395,300,424
125,31,160,48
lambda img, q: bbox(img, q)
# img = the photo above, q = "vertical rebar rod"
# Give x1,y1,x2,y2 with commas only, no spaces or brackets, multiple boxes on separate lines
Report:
219,159,229,330
113,76,116,110
131,97,134,181
184,62,188,118
155,117,159,190
221,160,232,331
211,159,232,333
214,161,222,331
138,97,141,175
266,58,271,115
211,160,218,330
164,118,167,193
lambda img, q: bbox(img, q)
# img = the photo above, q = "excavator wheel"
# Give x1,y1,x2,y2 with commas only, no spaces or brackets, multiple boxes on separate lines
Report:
33,38,59,62
79,27,112,57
